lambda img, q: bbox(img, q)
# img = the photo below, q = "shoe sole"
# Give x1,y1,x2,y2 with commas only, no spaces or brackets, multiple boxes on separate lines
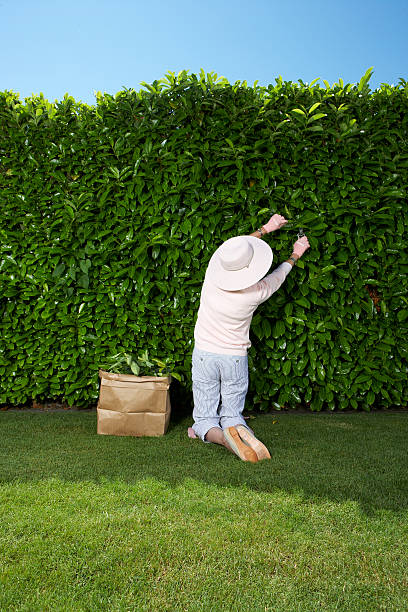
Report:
224,427,258,463
235,425,271,461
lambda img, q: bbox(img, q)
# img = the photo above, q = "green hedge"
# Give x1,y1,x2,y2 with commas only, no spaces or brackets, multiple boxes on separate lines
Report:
1,69,407,411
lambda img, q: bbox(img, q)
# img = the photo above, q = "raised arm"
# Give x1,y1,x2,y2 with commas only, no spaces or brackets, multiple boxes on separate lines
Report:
249,213,288,239
255,235,311,303
250,212,310,270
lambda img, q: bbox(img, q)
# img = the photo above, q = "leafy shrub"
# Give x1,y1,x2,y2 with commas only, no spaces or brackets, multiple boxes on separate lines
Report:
1,69,407,411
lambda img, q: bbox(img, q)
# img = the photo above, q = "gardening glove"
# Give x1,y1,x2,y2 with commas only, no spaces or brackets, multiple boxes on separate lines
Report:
263,214,288,233
293,236,310,257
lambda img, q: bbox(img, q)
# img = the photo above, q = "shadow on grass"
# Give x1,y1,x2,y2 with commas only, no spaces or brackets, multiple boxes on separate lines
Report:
1,410,407,514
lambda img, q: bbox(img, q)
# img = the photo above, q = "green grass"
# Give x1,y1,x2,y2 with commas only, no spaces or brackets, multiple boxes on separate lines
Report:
1,410,408,611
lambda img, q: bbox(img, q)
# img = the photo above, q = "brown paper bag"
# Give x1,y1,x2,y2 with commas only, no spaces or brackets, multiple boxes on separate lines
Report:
97,369,171,436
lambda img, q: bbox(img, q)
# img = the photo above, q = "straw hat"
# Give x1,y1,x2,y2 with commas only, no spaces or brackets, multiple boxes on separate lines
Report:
206,236,273,291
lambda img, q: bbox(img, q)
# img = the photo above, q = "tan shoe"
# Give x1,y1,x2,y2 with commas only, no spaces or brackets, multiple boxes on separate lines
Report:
223,427,258,463
235,425,271,460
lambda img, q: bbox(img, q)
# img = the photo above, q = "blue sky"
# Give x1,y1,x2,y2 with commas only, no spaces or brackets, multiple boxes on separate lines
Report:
1,0,407,105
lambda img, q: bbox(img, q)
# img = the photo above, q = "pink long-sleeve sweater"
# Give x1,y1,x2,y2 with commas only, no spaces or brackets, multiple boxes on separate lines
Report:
194,262,292,355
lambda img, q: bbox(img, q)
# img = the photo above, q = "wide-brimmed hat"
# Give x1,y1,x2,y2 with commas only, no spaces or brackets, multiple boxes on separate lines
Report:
206,236,273,291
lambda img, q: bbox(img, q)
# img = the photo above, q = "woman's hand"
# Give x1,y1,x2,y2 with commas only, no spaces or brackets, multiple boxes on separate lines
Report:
263,214,288,233
292,236,310,257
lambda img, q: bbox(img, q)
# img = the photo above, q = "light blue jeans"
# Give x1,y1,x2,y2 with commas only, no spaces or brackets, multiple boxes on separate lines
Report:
191,347,253,442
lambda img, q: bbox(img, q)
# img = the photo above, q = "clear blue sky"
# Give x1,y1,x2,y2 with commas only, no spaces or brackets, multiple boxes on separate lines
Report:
1,0,407,105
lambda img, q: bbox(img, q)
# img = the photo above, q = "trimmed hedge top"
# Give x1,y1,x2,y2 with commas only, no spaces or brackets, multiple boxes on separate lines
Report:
1,69,407,410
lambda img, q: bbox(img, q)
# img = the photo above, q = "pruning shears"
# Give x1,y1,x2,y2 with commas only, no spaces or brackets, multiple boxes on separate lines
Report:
297,228,305,240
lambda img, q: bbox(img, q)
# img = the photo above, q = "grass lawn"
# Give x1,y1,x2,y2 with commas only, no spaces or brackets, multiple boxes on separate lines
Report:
1,410,408,611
